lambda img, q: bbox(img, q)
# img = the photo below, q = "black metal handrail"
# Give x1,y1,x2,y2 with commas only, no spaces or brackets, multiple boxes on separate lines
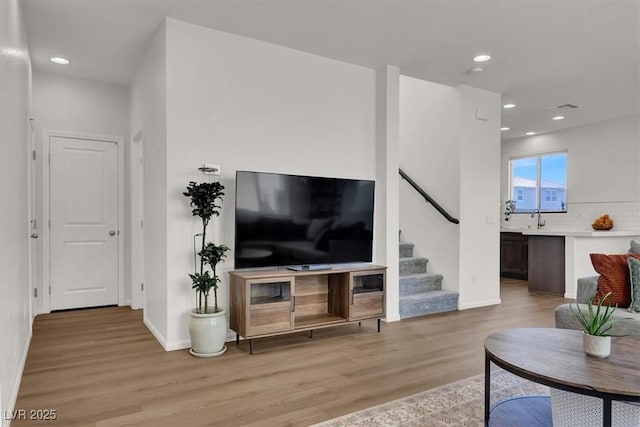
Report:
399,168,460,224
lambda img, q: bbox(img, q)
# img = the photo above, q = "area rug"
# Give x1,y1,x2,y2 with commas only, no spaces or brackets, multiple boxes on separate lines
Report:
313,369,549,427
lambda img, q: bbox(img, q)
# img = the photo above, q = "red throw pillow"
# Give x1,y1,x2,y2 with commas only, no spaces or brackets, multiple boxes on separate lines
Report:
590,253,640,307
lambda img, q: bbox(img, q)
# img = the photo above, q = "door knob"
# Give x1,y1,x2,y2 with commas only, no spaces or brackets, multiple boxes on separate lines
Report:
109,230,116,236
30,233,39,239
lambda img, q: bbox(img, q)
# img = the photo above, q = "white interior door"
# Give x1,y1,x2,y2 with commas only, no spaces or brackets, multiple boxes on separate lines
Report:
50,136,118,310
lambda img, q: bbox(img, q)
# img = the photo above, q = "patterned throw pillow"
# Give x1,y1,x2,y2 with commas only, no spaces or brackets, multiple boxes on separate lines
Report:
590,253,640,307
628,257,640,312
630,240,640,254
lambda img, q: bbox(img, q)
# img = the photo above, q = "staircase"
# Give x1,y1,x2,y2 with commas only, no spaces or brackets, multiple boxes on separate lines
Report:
399,241,459,319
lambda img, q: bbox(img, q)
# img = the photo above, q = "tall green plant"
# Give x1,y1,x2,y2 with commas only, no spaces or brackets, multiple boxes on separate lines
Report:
184,181,230,314
569,292,626,336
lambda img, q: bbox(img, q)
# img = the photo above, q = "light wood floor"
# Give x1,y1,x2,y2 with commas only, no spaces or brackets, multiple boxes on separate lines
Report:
14,279,567,427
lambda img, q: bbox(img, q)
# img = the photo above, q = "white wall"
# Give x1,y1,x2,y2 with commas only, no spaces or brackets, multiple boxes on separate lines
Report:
375,65,400,321
130,24,170,347
130,24,168,346
458,85,502,309
0,0,32,423
32,72,129,138
32,72,130,310
399,79,501,309
501,116,640,230
160,19,377,349
399,76,461,293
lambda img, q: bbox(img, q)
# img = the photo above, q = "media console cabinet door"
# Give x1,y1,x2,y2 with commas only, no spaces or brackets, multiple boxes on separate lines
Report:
349,270,385,320
246,277,295,336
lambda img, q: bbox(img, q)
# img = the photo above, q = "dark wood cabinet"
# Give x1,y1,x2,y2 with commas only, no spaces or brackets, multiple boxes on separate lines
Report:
527,235,565,296
500,232,528,280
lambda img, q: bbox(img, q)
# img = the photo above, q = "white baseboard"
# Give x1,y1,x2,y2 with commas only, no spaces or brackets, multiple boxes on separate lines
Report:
384,314,401,322
458,298,502,310
564,292,576,300
3,330,32,427
143,316,169,350
143,318,236,352
164,339,191,351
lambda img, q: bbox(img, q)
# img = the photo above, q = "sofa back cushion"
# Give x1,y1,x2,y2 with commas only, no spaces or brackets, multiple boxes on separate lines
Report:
628,257,640,312
590,253,640,307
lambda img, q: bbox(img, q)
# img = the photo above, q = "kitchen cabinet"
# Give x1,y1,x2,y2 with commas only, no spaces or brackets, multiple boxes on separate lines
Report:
500,232,528,280
527,235,565,296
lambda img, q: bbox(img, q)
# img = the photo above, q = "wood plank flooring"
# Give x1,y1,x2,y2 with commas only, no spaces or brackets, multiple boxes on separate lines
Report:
13,279,567,426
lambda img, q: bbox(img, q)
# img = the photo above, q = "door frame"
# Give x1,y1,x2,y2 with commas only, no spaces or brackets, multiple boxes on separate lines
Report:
130,126,144,310
41,130,125,313
28,117,37,321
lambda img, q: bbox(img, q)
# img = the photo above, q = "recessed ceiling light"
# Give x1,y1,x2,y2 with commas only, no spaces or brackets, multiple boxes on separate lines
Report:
50,57,70,65
473,54,491,62
525,131,536,136
552,115,565,121
500,127,510,131
503,103,516,109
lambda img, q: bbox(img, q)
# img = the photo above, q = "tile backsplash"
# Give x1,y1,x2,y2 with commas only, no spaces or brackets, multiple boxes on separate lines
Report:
502,201,640,230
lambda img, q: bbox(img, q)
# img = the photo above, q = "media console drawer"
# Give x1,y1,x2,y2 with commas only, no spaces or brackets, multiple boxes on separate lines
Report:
229,265,387,354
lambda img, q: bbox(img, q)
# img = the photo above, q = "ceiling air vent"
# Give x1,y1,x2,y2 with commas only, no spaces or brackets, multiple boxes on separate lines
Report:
546,103,580,110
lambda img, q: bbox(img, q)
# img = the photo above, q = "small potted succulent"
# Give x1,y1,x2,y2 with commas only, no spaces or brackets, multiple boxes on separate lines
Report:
184,181,230,357
569,292,625,358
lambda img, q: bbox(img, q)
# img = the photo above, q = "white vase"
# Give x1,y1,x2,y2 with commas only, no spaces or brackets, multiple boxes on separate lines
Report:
189,308,228,357
582,333,611,358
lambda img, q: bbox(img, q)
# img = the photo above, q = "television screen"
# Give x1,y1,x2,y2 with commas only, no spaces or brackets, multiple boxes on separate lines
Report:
235,171,375,269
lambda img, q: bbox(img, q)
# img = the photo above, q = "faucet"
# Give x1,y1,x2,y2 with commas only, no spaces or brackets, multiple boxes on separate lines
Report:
531,209,545,229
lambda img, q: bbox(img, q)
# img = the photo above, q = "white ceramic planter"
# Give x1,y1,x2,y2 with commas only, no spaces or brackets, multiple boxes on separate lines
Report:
189,308,228,357
582,333,611,358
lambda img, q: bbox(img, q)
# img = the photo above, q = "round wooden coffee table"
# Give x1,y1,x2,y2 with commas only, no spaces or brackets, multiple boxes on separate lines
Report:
484,328,640,427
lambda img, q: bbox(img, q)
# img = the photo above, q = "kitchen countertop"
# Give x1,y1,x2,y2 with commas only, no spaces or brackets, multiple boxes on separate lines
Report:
501,226,640,299
501,228,640,237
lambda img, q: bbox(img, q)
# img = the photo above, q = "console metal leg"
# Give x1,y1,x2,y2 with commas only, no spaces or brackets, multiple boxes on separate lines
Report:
484,354,491,426
603,397,612,427
377,318,381,333
358,322,361,327
249,339,253,355
236,333,239,345
309,330,313,339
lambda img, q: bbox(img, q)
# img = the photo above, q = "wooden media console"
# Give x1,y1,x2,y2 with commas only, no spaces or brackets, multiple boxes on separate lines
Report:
229,264,386,354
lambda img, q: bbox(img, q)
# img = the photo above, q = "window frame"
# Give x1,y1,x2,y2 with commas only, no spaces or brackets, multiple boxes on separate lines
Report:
508,151,568,214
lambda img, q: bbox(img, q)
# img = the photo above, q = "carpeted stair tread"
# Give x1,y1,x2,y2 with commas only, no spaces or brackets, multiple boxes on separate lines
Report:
399,242,415,258
398,238,457,319
400,290,459,318
400,273,443,295
399,257,428,276
400,289,458,302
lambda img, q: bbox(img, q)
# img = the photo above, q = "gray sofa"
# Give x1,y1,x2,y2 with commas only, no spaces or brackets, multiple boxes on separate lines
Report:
554,276,640,339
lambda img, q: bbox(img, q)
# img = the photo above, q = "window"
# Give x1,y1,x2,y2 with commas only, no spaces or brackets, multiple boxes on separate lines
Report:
509,152,567,213
545,190,558,202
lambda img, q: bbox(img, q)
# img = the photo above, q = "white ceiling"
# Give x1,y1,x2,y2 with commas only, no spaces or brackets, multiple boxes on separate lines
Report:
24,0,639,139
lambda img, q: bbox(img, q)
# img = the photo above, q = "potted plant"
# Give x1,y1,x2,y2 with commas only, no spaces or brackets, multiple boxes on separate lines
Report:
184,181,230,357
504,200,516,221
569,292,624,358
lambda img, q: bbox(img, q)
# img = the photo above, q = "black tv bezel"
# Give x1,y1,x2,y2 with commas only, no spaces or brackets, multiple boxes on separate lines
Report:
233,170,375,270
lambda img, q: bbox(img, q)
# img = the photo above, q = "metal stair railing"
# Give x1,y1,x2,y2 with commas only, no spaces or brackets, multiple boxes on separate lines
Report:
399,168,460,224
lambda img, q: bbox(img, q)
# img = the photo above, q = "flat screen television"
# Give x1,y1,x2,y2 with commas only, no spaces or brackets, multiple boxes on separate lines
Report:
235,170,375,269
